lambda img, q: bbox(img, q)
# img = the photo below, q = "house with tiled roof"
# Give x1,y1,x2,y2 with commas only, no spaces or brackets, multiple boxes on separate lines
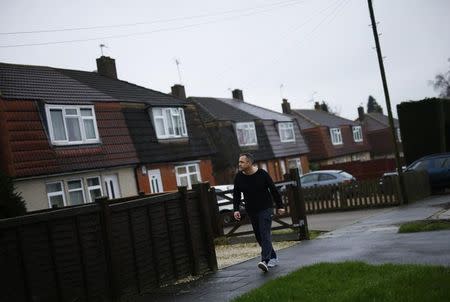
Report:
0,57,216,211
356,106,403,159
281,100,371,167
178,88,310,184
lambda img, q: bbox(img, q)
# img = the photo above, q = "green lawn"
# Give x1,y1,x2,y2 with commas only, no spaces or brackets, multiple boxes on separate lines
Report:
233,262,450,302
399,219,450,233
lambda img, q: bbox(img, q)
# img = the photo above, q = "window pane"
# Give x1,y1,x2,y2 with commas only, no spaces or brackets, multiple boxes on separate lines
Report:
236,129,245,145
179,175,188,187
66,117,82,141
83,119,96,139
165,109,174,135
190,174,199,185
155,118,165,137
173,115,181,135
49,195,64,208
80,108,93,116
89,189,102,202
180,109,187,135
65,108,77,115
46,182,62,193
87,177,100,186
69,191,84,205
68,180,82,190
188,165,197,173
177,166,187,174
50,110,67,140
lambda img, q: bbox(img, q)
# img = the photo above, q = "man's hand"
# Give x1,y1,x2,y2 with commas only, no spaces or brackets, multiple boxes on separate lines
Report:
277,208,285,215
233,211,241,221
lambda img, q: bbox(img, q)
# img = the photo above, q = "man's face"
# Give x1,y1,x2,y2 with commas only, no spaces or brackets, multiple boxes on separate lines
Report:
238,156,252,171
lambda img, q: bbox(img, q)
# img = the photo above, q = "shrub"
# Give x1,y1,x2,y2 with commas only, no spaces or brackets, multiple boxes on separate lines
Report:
0,172,27,218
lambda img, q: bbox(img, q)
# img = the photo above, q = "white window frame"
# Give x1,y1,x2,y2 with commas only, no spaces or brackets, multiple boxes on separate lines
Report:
330,128,343,145
67,179,86,205
46,181,66,208
151,107,188,139
86,176,103,203
278,122,295,142
287,158,303,175
236,122,258,146
352,126,363,142
279,159,287,176
45,104,100,145
175,163,202,189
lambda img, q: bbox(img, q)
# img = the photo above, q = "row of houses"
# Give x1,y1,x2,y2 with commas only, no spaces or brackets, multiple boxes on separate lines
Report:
0,56,401,212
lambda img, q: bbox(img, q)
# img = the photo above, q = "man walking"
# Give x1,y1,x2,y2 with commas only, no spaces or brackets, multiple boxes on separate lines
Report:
233,153,285,272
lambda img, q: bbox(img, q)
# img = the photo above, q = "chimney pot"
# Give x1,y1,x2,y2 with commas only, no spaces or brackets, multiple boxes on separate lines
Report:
232,89,244,101
96,56,117,79
171,84,186,99
281,98,292,114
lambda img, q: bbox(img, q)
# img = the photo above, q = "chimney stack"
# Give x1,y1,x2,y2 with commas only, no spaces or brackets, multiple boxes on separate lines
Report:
171,84,186,99
96,56,117,79
232,89,244,101
358,106,365,121
281,98,292,114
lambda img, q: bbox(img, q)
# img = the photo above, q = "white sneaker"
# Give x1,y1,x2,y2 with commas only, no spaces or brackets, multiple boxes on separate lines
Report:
267,258,279,268
258,261,269,272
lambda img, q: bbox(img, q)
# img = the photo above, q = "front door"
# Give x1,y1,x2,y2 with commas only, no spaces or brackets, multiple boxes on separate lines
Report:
148,169,164,193
104,174,121,199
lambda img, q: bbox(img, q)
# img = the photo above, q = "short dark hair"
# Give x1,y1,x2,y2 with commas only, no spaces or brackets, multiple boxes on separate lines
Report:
239,153,255,164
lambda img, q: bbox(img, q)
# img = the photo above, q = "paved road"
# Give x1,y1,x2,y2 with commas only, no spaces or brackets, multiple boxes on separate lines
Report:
142,195,450,302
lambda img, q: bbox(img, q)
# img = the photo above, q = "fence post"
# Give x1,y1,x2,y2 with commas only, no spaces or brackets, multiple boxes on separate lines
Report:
209,187,224,237
193,183,218,272
178,186,201,276
289,169,310,240
96,196,119,302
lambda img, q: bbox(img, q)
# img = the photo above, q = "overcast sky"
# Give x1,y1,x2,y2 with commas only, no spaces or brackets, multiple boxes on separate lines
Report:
1,0,449,119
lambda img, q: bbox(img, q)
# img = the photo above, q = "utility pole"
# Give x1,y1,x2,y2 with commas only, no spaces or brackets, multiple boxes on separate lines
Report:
367,0,408,204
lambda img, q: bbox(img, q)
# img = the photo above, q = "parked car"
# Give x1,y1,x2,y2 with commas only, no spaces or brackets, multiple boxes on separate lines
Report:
212,185,245,223
300,170,356,188
381,153,450,192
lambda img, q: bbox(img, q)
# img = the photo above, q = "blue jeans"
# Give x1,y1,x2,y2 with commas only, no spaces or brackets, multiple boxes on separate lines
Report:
248,208,277,263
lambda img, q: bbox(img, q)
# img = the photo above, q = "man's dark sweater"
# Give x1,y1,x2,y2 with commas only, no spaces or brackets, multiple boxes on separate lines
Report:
233,169,282,214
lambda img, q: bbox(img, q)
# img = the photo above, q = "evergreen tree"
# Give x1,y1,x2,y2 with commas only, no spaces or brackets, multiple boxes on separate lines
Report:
367,95,383,113
0,172,27,219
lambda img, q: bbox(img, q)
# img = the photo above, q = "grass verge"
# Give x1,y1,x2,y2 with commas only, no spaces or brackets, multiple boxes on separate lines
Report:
233,261,450,302
398,219,450,233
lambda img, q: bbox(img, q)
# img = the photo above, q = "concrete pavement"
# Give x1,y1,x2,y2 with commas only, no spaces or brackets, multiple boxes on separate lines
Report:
142,195,450,302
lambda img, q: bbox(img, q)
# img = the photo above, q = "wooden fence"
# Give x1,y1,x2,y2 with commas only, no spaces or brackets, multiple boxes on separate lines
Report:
0,185,217,302
302,177,400,213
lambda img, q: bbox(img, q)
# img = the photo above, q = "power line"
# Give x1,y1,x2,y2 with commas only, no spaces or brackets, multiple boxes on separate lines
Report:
0,0,302,35
212,0,343,82
222,0,350,91
0,1,304,48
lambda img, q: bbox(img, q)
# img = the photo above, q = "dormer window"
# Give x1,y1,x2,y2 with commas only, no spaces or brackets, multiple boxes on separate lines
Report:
279,122,295,142
236,122,257,146
152,107,188,139
45,105,100,145
352,126,363,142
330,127,343,145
